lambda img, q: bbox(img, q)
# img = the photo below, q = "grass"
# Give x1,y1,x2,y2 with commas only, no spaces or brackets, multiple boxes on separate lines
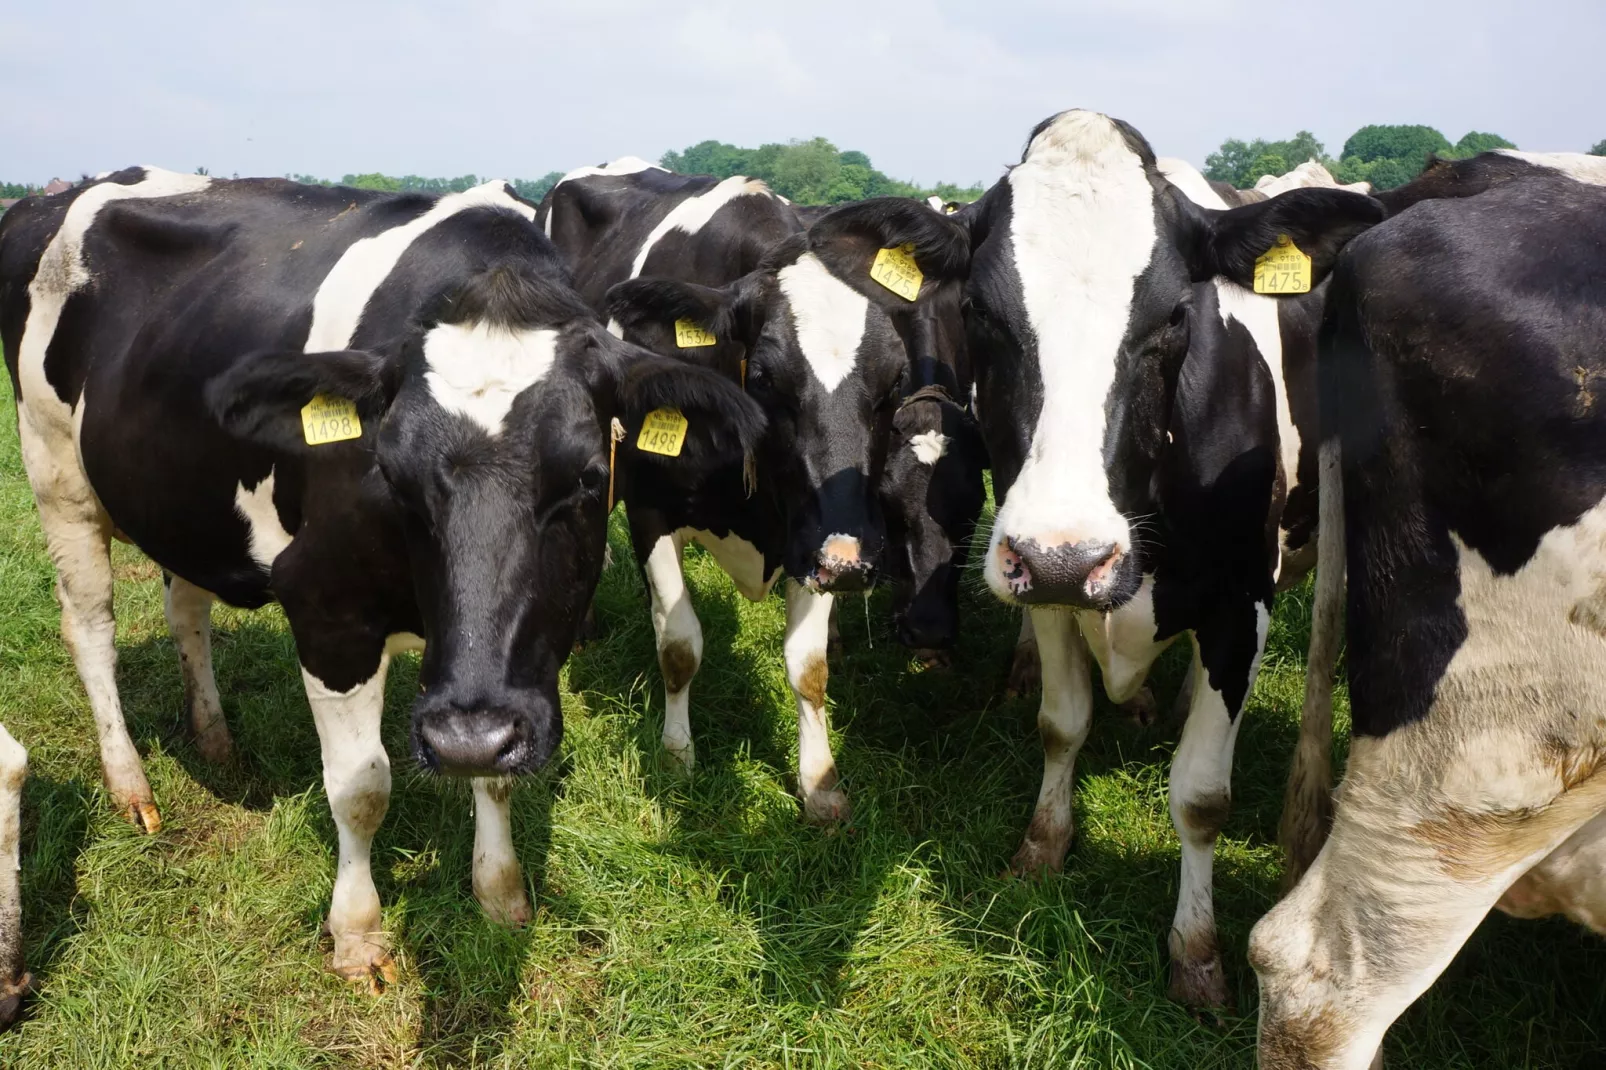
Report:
0,387,1602,1069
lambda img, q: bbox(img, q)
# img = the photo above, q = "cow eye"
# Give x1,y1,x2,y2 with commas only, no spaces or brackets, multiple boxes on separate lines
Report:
578,463,610,495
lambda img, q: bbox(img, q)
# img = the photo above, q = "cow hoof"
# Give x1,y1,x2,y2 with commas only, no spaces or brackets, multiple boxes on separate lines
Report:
802,788,851,826
1006,644,1041,697
1118,686,1158,727
1168,950,1230,1009
662,736,695,773
124,798,162,835
0,971,36,1030
476,884,532,928
194,721,234,765
912,648,951,671
1008,839,1069,880
331,943,397,996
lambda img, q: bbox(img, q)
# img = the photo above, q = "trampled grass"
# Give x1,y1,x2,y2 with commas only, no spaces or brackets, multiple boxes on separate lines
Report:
0,389,1602,1068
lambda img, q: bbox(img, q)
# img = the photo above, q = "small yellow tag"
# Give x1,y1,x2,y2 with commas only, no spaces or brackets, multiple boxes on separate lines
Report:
870,243,923,302
636,408,689,457
674,319,717,348
1253,234,1312,294
300,394,363,445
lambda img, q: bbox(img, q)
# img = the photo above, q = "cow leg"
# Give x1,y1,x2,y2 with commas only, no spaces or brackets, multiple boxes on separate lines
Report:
301,658,395,992
17,415,156,832
162,572,234,764
0,725,32,1028
1010,607,1093,875
1496,810,1606,931
1166,606,1268,1008
644,532,701,770
471,778,531,927
1006,610,1040,696
784,583,848,824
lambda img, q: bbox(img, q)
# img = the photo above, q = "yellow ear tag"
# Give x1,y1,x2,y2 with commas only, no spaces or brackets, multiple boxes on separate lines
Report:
301,394,363,445
870,243,923,302
1252,234,1312,294
674,319,717,348
636,408,689,457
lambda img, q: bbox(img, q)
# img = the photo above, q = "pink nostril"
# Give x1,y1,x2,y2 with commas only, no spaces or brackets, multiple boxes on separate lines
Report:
1084,549,1124,596
998,538,1032,593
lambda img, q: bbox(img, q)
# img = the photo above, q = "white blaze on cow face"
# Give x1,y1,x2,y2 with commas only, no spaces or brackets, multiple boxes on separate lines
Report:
776,252,869,393
909,430,950,466
629,176,772,278
423,323,559,434
984,111,1159,601
234,468,294,570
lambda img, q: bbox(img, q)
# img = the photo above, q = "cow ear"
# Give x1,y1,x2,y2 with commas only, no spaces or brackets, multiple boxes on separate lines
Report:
1188,187,1385,291
805,197,971,310
604,276,753,378
205,348,400,453
597,335,767,471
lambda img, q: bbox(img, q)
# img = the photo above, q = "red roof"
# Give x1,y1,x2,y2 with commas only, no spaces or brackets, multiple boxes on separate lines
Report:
42,178,71,195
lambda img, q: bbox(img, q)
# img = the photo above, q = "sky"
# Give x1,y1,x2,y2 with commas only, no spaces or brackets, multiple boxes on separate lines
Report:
3,0,1603,187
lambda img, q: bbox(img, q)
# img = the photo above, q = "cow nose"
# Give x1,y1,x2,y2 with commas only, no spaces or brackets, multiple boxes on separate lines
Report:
999,536,1127,608
411,701,550,776
811,535,872,592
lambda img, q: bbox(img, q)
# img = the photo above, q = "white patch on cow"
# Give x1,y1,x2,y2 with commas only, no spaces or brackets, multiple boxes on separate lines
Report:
1013,607,1093,871
926,195,945,212
645,532,701,769
19,167,212,429
685,527,779,602
234,469,294,570
470,778,530,925
1498,810,1606,932
0,722,23,994
985,112,1157,599
629,175,772,278
784,583,846,822
1077,574,1176,702
605,317,624,339
909,430,949,466
307,182,536,353
422,323,558,434
545,156,667,237
776,253,868,393
1157,157,1224,207
1497,150,1606,186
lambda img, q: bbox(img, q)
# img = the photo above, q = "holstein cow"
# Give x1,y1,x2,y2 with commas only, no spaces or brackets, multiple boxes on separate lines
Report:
950,110,1382,1005
1256,157,1606,1068
538,163,978,819
0,725,28,1027
0,168,761,987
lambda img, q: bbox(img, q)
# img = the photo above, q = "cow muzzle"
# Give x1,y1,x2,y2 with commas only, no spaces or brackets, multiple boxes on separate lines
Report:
806,534,873,593
410,693,558,776
997,535,1136,610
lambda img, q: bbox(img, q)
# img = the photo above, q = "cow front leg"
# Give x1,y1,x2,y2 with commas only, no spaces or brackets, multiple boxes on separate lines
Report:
302,658,395,992
162,573,234,764
0,725,33,1028
784,583,848,824
1165,606,1267,1008
471,778,531,927
1006,610,1040,696
644,532,701,770
1010,607,1093,875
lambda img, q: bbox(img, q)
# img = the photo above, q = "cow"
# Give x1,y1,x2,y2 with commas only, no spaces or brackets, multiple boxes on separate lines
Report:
0,724,28,1028
944,110,1383,1006
1252,154,1606,1060
1250,164,1606,1070
537,163,979,820
0,168,763,988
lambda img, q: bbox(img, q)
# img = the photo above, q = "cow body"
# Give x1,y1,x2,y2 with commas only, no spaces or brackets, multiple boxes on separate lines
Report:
0,169,760,985
0,724,27,1028
539,164,979,817
955,112,1381,1005
1252,169,1606,1068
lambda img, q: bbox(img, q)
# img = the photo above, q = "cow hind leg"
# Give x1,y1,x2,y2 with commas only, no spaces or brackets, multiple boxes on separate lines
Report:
1010,608,1093,876
785,583,848,825
0,725,33,1028
471,778,531,927
645,533,701,771
18,416,157,832
162,573,234,764
302,658,395,992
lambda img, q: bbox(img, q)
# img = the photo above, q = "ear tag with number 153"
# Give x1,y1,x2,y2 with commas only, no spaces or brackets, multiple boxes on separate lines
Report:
674,319,717,347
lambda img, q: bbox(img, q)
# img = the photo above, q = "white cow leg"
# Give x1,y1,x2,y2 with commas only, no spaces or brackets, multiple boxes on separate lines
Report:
18,415,156,832
163,573,234,764
302,658,395,991
1166,612,1265,1009
645,533,701,770
785,583,848,825
1010,607,1093,875
0,725,32,1026
471,778,531,927
1006,610,1040,696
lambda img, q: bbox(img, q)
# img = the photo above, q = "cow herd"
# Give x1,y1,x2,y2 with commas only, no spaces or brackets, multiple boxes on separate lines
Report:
0,110,1603,1067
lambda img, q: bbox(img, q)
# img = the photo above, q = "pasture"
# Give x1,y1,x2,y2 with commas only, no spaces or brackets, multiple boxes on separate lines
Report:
0,386,1602,1068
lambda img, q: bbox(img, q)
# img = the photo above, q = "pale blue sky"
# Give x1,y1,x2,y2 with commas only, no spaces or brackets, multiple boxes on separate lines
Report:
3,0,1600,186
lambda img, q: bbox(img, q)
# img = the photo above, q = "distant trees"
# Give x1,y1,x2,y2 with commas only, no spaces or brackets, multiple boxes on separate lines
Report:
1592,140,1606,156
1204,131,1327,189
1206,124,1523,191
0,182,39,199
659,137,983,205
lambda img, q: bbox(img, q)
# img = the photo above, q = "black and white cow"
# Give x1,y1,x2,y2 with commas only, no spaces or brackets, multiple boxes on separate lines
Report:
0,724,28,1028
945,111,1382,1006
538,162,978,820
0,169,762,987
1254,156,1606,1069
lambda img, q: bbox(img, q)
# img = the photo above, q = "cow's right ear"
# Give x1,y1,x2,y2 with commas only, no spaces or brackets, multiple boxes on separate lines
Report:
603,276,756,380
1183,187,1386,291
805,197,972,310
205,348,401,452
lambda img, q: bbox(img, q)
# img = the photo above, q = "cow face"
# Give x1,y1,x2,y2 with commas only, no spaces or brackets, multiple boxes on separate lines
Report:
606,197,971,591
963,110,1383,610
208,264,763,777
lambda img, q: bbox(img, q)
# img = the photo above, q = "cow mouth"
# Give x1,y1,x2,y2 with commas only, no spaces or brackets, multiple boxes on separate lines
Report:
995,536,1139,611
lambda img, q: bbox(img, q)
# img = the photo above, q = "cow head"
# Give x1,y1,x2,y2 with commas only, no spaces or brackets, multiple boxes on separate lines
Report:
962,110,1383,609
606,197,971,591
208,216,763,776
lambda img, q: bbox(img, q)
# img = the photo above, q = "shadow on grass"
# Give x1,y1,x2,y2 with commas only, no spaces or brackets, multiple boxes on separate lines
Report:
16,773,91,1018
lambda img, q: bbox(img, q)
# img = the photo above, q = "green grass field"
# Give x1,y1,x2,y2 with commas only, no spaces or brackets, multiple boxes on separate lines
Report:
0,388,1602,1069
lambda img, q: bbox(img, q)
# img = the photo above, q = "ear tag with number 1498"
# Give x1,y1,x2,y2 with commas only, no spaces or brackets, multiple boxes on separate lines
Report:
301,395,363,445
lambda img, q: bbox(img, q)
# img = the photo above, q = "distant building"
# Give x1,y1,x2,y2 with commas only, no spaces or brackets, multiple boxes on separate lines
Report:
42,178,72,195
0,199,20,211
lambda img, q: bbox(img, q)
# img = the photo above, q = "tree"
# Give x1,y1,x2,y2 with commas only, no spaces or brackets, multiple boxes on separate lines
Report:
767,138,843,202
342,173,402,191
1451,131,1516,157
511,172,564,202
1341,125,1450,165
1204,131,1325,188
1591,140,1606,157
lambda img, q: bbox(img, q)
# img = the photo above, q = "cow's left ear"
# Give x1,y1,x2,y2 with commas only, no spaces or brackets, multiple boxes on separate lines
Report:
806,197,971,309
1183,187,1386,291
205,348,403,453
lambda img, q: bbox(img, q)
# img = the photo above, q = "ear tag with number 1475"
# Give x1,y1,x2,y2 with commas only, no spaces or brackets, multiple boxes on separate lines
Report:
1253,234,1312,294
870,243,923,302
